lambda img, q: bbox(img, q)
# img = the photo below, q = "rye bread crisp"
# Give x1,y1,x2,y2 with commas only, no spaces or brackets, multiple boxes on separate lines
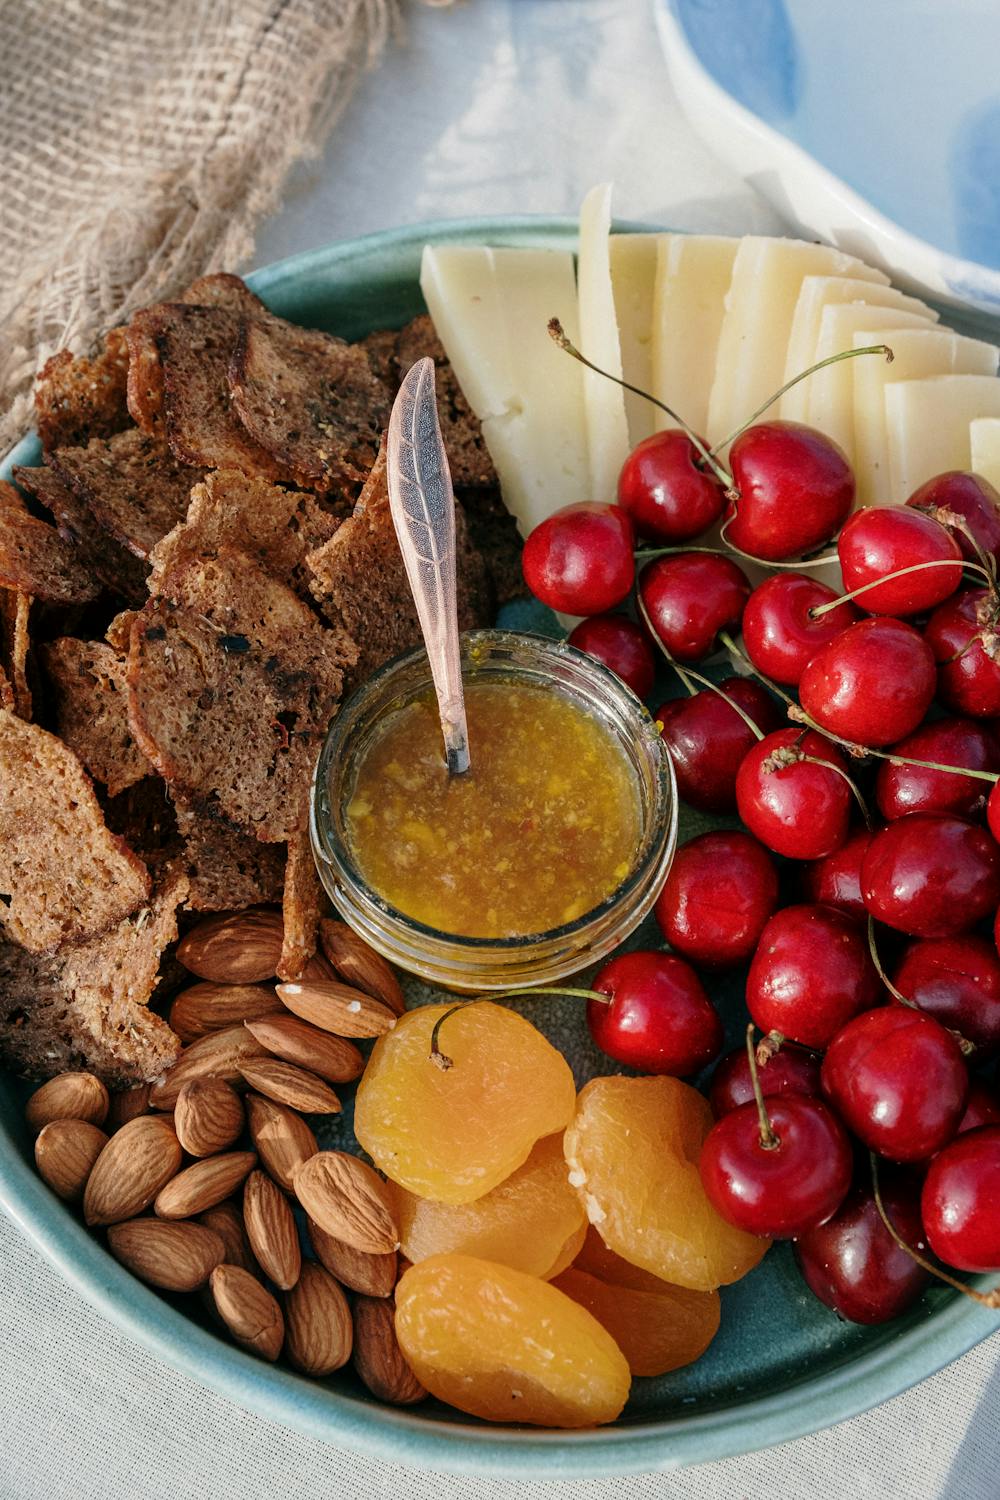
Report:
34,326,131,453
0,479,99,605
278,816,325,981
0,863,188,1085
13,464,147,604
394,315,497,489
49,428,204,560
0,709,150,952
42,637,151,797
229,316,391,495
172,795,285,912
1,589,32,721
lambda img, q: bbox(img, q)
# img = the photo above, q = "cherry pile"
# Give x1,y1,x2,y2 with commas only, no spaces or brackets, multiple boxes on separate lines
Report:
521,415,1000,1326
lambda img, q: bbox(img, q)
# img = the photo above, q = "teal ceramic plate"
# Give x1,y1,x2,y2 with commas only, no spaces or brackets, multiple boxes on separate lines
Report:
0,218,996,1478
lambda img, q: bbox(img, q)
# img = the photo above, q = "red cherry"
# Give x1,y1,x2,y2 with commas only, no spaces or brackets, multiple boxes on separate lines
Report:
861,812,1000,937
837,505,963,616
725,421,854,562
639,552,751,662
735,727,852,860
655,678,782,813
700,1094,853,1237
926,589,1000,718
746,903,882,1050
798,618,936,747
521,503,635,615
741,572,860,687
892,935,1000,1057
989,779,1000,842
908,471,1000,564
617,430,725,543
567,614,656,699
875,717,998,821
803,829,873,923
587,950,723,1076
654,830,779,969
795,1174,931,1324
821,1007,969,1161
708,1044,820,1118
956,1079,1000,1134
921,1125,1000,1270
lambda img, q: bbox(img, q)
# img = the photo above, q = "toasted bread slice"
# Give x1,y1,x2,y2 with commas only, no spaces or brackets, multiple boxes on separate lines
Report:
14,464,147,604
49,428,203,560
1,590,32,720
0,710,150,952
278,816,325,982
172,795,284,912
0,480,99,605
395,315,498,489
42,637,151,797
34,326,131,453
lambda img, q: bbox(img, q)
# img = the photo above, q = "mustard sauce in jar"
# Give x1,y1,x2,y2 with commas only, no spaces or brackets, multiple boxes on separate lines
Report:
344,680,641,939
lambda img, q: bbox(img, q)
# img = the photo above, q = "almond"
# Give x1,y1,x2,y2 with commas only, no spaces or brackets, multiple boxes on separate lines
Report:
283,1261,352,1376
174,1077,245,1157
197,1201,260,1275
298,951,337,983
169,982,280,1044
149,1025,270,1109
243,1169,301,1289
34,1119,109,1203
318,919,406,1016
154,1151,257,1220
275,980,396,1038
25,1072,109,1133
245,1093,317,1194
353,1295,426,1404
293,1151,398,1254
244,1014,364,1084
238,1057,341,1115
105,1083,151,1132
107,1218,225,1291
176,908,284,983
210,1264,284,1361
308,1216,397,1297
83,1115,183,1226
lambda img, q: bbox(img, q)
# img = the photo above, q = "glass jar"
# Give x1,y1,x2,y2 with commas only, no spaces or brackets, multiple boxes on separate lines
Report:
311,630,677,992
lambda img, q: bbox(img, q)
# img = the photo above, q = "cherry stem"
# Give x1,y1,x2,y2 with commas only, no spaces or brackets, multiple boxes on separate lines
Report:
876,752,998,786
709,344,894,458
635,584,698,694
745,1022,780,1150
869,1151,1000,1310
756,1030,785,1067
808,558,993,619
800,754,873,828
717,515,840,571
428,987,608,1070
717,631,796,709
547,319,733,489
867,915,914,1007
913,503,999,589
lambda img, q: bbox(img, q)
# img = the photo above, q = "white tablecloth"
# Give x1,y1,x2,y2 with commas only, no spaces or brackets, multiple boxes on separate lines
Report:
4,2,999,1495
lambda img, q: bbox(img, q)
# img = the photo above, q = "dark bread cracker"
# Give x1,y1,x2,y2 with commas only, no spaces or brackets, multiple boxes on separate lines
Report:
0,710,150,952
0,480,99,605
102,776,179,865
14,464,147,604
34,326,131,453
0,863,188,1085
0,590,32,720
278,817,325,982
455,484,525,607
172,796,284,912
360,328,401,389
49,428,203,560
42,638,151,797
395,315,497,489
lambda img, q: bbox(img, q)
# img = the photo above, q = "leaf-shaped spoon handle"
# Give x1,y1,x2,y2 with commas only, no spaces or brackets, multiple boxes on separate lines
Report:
386,356,470,775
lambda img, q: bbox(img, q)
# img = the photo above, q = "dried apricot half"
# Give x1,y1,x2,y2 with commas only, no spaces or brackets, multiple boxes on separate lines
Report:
552,1267,720,1377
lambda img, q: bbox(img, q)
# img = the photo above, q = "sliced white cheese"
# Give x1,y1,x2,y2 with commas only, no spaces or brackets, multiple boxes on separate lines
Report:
650,233,738,438
855,330,999,505
609,233,660,447
706,238,888,450
803,305,937,469
782,276,937,423
578,184,631,502
886,376,1000,502
970,418,1000,491
419,245,514,419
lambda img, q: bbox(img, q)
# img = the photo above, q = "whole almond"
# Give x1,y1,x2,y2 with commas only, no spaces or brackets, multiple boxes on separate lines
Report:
298,951,337,983
308,1216,397,1297
34,1119,109,1203
243,1170,301,1289
25,1073,109,1134
319,919,406,1016
238,1057,341,1115
169,983,280,1044
283,1261,352,1376
244,1014,363,1084
210,1264,284,1361
154,1151,257,1220
83,1115,183,1226
246,1093,317,1194
294,1152,398,1254
174,1078,245,1157
276,980,396,1038
177,908,284,983
105,1084,151,1132
149,1026,270,1109
353,1295,426,1404
107,1219,225,1291
197,1201,259,1275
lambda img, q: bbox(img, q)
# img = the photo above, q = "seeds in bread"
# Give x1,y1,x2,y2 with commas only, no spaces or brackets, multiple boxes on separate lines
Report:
49,428,203,560
0,480,99,605
42,637,151,797
33,327,131,452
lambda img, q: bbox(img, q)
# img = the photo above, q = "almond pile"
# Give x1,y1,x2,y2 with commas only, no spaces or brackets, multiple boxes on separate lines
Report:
25,908,425,1407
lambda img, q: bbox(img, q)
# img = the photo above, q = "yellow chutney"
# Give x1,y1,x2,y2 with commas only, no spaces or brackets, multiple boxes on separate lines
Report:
344,681,641,939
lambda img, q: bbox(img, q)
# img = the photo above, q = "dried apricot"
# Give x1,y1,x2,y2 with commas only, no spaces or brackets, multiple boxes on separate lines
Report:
354,1003,576,1203
552,1267,720,1377
389,1134,587,1279
394,1254,630,1427
564,1076,769,1290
